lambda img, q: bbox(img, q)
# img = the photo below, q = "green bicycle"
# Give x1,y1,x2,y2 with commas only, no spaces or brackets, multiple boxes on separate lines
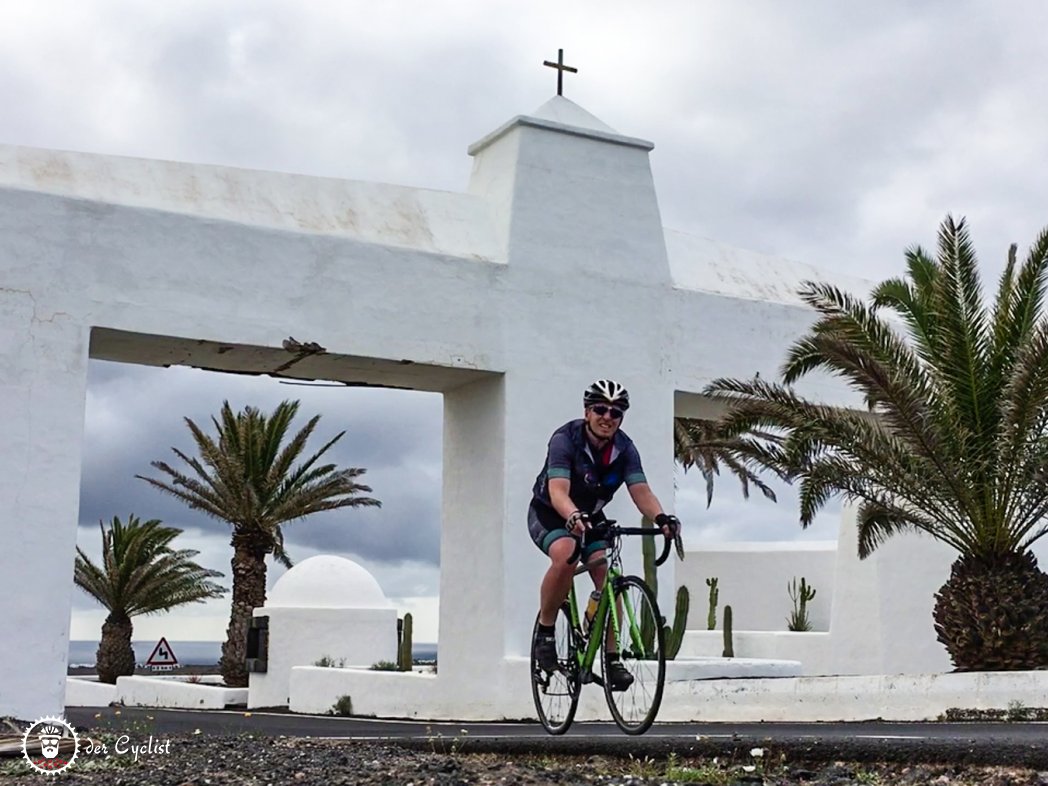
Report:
530,520,683,735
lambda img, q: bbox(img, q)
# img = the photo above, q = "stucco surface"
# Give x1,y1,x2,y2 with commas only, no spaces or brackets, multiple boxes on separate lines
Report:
678,506,955,677
0,145,503,263
1,96,880,720
678,541,836,632
266,555,391,609
288,660,1048,722
248,606,397,709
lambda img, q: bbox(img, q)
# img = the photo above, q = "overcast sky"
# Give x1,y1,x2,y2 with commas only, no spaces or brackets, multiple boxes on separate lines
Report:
5,1,1048,646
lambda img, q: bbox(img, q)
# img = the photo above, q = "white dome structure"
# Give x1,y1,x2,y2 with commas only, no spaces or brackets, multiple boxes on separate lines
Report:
250,554,400,708
267,555,392,609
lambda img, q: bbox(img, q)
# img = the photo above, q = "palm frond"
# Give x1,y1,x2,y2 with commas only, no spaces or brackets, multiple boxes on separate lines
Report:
673,416,781,507
138,400,382,564
74,514,226,618
702,216,1048,561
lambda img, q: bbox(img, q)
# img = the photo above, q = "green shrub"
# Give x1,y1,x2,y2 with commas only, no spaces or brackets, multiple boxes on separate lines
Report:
314,655,346,668
330,695,353,716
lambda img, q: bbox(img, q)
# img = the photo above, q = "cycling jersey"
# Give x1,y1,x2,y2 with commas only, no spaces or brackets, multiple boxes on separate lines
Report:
530,418,647,531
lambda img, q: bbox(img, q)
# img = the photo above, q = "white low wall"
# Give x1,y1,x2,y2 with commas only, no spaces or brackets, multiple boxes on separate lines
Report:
290,661,608,720
666,657,801,681
289,656,799,720
677,670,1048,722
289,660,1048,722
115,676,248,709
680,631,832,675
65,677,118,708
249,606,398,709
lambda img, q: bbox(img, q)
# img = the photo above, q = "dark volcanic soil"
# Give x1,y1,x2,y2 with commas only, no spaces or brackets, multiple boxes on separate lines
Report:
2,735,1046,785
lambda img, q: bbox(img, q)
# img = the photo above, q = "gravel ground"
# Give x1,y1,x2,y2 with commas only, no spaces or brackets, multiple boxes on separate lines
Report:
2,734,1048,785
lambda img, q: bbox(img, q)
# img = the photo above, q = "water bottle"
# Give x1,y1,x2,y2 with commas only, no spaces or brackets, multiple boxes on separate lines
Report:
584,590,601,633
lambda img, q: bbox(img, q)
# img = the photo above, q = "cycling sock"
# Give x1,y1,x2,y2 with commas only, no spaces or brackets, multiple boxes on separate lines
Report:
538,623,555,636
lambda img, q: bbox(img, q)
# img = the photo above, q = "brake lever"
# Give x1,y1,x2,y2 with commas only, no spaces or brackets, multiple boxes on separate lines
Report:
674,531,685,562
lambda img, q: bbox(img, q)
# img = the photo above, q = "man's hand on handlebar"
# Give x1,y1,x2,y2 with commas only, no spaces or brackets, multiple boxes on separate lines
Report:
654,513,680,538
655,513,685,562
566,510,590,537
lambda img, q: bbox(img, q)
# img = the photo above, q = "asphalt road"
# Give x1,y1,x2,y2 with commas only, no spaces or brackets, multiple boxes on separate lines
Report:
65,707,1048,768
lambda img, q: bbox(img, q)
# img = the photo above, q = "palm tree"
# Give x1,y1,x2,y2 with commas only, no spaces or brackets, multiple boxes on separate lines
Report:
74,514,226,684
673,416,779,507
705,216,1048,671
137,400,381,687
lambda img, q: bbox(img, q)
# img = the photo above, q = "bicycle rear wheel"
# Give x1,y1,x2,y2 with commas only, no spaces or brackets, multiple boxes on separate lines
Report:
530,606,581,735
601,575,666,734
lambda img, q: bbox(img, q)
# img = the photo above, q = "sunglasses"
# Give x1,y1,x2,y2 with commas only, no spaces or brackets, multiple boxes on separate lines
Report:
590,404,624,420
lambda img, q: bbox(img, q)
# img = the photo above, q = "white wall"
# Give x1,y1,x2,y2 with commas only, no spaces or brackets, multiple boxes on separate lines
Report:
248,606,397,709
679,631,832,675
829,504,955,674
678,542,836,632
678,504,957,676
0,96,875,720
289,658,1048,722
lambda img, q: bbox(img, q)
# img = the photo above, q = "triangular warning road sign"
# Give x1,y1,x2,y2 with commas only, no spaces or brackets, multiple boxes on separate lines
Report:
145,636,179,667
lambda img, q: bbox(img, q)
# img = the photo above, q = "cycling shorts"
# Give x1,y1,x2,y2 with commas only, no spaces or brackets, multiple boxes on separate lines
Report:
527,502,607,560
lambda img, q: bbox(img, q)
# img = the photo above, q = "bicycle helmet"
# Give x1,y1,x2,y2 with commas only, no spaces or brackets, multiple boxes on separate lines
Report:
583,379,630,411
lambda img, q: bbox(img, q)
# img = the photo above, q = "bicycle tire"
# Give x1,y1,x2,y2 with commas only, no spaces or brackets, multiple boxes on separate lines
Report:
530,606,582,735
600,575,666,734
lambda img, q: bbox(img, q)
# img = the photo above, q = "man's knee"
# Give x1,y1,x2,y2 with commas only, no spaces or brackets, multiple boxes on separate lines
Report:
547,536,578,566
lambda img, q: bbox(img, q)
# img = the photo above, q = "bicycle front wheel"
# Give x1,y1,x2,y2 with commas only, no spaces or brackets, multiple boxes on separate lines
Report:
601,576,666,734
530,606,581,735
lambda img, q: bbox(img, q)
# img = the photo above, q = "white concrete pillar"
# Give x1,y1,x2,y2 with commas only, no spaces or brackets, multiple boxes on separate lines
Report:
0,294,88,718
468,98,679,659
438,375,506,680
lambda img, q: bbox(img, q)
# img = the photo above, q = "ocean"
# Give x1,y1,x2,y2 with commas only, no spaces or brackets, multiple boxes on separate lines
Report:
68,640,438,667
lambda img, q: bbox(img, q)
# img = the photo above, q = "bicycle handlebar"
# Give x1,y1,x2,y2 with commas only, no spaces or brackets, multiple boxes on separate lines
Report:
564,519,684,566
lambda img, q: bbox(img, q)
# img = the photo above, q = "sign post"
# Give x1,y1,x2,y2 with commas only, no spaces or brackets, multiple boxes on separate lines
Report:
145,637,179,672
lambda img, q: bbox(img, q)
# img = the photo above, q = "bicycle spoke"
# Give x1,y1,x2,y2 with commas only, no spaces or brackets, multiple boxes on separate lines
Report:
531,607,581,734
601,576,665,735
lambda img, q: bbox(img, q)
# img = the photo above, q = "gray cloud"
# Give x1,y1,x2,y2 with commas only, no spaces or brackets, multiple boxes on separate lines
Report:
79,361,443,573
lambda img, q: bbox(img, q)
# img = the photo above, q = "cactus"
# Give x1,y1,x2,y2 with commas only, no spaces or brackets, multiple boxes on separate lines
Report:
639,597,657,657
639,516,690,659
787,577,816,632
662,585,690,658
398,613,413,671
722,605,734,658
641,515,658,596
705,577,719,630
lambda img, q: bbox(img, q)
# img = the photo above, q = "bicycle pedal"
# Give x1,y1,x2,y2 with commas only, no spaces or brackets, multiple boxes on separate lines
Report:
581,671,604,688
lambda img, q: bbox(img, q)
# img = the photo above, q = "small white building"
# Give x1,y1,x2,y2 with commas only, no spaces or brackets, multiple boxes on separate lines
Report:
248,555,399,709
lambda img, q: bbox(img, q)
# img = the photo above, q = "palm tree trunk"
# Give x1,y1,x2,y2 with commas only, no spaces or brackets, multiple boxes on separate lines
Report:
96,612,135,684
933,551,1048,670
219,533,269,687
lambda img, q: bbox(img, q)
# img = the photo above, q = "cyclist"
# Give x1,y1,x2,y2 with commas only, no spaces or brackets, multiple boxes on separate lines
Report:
529,378,680,690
